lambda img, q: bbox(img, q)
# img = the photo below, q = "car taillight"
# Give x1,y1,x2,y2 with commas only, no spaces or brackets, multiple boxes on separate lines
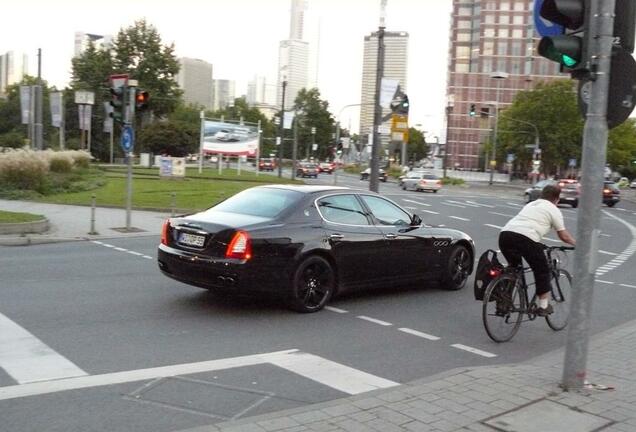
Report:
161,219,171,245
436,180,442,185
225,231,252,260
489,267,501,277
603,188,611,194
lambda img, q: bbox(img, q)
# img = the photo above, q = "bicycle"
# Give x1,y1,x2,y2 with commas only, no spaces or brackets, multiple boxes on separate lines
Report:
482,245,575,343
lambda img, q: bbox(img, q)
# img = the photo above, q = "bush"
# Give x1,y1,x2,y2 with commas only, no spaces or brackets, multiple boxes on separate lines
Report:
49,154,73,173
441,177,465,186
0,149,49,191
0,131,26,149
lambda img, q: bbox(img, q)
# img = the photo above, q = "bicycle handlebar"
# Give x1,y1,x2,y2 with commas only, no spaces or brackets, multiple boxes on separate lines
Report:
545,245,575,251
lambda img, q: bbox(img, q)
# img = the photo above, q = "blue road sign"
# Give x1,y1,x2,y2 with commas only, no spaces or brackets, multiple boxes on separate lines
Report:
533,0,564,37
121,125,134,152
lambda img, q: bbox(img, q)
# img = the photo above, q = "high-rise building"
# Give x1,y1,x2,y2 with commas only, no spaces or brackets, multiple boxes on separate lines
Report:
0,51,28,98
445,0,564,170
74,32,112,57
277,0,309,109
359,31,409,147
212,79,236,111
176,58,214,109
247,75,277,106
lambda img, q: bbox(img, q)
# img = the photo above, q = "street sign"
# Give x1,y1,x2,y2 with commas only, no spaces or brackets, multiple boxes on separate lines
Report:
569,158,577,168
121,125,134,152
74,90,95,105
506,153,515,163
533,0,564,37
109,73,129,89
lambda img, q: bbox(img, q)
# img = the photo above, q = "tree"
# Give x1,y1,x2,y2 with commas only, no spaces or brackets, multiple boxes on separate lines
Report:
291,88,335,160
407,128,429,162
137,121,196,156
112,19,182,119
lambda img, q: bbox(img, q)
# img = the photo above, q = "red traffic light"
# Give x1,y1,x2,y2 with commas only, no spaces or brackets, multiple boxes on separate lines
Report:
135,90,149,110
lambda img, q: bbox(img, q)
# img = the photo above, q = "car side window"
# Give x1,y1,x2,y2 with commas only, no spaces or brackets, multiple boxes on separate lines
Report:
360,195,411,226
317,195,370,225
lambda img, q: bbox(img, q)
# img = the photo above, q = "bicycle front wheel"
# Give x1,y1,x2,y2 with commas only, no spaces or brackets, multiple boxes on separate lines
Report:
482,274,524,343
546,269,572,331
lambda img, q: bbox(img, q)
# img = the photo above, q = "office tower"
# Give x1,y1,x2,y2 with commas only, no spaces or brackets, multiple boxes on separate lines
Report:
74,32,112,57
445,0,564,170
0,51,28,98
176,58,214,109
247,75,277,106
278,0,309,109
359,31,409,148
212,79,236,111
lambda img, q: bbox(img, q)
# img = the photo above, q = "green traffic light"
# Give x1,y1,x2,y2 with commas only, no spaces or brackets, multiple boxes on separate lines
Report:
562,54,577,67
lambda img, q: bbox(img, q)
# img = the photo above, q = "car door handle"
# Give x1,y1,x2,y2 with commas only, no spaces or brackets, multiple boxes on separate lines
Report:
329,234,344,241
384,233,397,239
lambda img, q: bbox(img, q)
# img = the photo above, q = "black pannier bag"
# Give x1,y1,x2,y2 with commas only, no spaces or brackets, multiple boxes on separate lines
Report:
474,249,504,301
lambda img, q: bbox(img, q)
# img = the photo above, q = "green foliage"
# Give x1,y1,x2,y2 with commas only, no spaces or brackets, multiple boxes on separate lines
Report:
0,131,26,148
137,121,196,156
407,128,429,161
49,156,73,173
441,177,465,185
0,210,44,223
608,119,636,169
0,149,49,192
290,88,336,160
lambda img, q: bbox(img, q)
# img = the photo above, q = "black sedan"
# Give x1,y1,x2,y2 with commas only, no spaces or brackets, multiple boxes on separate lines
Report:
360,168,388,182
158,185,475,312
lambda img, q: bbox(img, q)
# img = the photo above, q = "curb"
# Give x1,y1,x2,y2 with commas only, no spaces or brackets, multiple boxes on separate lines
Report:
0,218,49,235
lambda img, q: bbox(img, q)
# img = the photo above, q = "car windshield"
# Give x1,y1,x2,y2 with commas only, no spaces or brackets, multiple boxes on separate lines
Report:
302,164,317,168
423,174,438,180
210,188,304,218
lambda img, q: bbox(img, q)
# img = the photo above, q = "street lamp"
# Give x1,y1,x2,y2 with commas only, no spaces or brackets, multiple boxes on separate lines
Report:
277,79,287,178
443,104,453,178
488,71,508,185
311,126,316,159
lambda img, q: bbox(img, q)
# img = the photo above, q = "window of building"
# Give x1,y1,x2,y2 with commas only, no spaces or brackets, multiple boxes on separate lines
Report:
512,28,523,38
524,58,533,75
514,1,525,11
526,42,535,55
457,19,472,29
499,14,510,24
485,1,496,10
497,41,508,56
526,25,535,38
482,58,493,73
513,14,524,25
483,41,494,55
484,27,495,37
500,1,511,10
484,14,495,24
456,46,470,58
498,28,509,38
457,32,471,42
511,58,521,74
456,62,469,73
538,61,549,76
457,6,472,16
497,58,507,72
511,40,522,56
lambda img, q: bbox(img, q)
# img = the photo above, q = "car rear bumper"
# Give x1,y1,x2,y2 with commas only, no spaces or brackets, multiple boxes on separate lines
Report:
603,196,620,204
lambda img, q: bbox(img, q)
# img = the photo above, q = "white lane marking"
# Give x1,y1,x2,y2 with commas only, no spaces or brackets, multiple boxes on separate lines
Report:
451,344,497,358
448,200,477,207
0,313,87,384
92,241,104,245
325,306,348,314
398,328,440,341
506,202,522,207
103,244,115,248
616,208,627,212
442,201,466,208
596,280,615,285
595,211,636,276
0,349,398,401
489,211,515,218
404,206,417,210
402,199,431,207
449,216,470,221
620,283,636,289
600,234,612,237
266,351,399,395
421,210,440,215
466,200,495,208
93,241,152,261
357,316,392,326
114,247,127,252
485,224,503,229
599,250,618,256
142,256,153,260
127,251,143,256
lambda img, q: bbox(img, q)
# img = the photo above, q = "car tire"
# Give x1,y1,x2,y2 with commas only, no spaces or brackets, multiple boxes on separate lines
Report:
288,256,335,313
572,200,578,208
607,202,616,207
402,185,407,190
525,193,531,203
440,245,471,291
433,190,438,193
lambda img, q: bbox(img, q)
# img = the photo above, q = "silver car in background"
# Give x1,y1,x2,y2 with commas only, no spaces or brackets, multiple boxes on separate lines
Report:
401,172,442,192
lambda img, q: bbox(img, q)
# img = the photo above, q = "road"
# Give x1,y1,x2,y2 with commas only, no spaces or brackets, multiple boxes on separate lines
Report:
3,173,636,432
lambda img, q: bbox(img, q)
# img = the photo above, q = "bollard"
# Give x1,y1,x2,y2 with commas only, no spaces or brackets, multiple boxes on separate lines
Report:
171,192,176,217
88,194,98,235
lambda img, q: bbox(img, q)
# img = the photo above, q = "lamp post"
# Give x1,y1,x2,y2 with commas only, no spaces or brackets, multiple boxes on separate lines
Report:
370,0,387,193
488,71,508,185
311,126,316,159
277,79,287,178
443,104,453,178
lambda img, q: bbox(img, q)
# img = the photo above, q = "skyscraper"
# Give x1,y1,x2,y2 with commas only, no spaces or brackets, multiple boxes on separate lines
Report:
278,0,309,109
213,79,236,111
359,31,409,148
0,51,28,98
176,58,214,109
74,32,112,57
445,0,564,170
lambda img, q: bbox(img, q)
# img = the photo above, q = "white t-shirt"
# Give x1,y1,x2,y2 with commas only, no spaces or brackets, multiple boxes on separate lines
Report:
502,199,565,243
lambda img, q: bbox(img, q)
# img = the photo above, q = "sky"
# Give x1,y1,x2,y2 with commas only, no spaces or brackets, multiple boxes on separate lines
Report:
1,0,453,139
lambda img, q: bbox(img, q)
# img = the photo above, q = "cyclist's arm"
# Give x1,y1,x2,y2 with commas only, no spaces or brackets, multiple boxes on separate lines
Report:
557,229,576,246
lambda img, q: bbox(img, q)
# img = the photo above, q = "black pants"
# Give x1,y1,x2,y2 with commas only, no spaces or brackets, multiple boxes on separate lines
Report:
498,231,551,296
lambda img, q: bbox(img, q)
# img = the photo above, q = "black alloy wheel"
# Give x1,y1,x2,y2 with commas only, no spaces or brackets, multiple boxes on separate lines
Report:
441,245,471,290
288,256,335,313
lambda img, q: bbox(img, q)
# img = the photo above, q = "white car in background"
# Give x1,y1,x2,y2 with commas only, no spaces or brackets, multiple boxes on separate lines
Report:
402,172,442,192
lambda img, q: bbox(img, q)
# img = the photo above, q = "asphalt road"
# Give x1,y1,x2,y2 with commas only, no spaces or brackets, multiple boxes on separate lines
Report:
3,174,636,432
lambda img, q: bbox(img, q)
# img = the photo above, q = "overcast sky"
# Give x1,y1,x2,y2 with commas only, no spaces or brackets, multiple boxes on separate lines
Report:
1,0,453,138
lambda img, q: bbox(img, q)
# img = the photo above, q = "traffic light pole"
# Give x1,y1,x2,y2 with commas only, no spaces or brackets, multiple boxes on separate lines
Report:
125,82,136,231
562,0,614,391
370,0,387,193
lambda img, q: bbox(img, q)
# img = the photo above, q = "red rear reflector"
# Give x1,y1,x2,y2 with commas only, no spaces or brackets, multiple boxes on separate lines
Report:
226,231,252,260
436,180,442,185
161,219,170,245
489,268,501,277
603,189,611,194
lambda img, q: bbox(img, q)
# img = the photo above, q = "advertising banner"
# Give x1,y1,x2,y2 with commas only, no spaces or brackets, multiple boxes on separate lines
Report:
20,86,31,125
78,105,92,131
159,156,186,178
202,120,259,156
50,92,63,127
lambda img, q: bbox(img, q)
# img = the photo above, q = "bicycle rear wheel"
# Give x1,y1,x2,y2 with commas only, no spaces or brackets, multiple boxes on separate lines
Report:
482,274,524,343
546,269,572,331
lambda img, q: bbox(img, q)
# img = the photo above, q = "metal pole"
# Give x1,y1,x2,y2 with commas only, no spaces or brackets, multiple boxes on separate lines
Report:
60,93,65,150
256,120,261,177
125,83,135,231
238,156,241,175
562,0,613,391
88,194,98,235
443,105,452,178
489,80,501,185
80,105,85,150
277,80,287,178
198,110,204,174
34,48,43,150
109,127,114,164
370,0,387,193
292,116,298,180
218,153,223,175
87,104,92,154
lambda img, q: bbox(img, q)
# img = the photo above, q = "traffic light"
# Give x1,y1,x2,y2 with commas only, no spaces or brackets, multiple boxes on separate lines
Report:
135,90,150,111
537,0,589,76
109,86,125,124
469,104,476,117
390,92,409,115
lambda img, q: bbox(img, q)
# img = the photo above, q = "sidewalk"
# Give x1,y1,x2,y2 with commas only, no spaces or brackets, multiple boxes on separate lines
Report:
0,199,168,245
183,319,636,432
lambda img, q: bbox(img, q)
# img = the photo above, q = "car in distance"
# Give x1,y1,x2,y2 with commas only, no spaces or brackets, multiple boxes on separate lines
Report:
524,179,579,207
258,158,276,171
603,181,620,207
630,179,636,189
318,162,334,174
402,173,442,193
157,185,475,312
360,167,388,182
296,162,319,178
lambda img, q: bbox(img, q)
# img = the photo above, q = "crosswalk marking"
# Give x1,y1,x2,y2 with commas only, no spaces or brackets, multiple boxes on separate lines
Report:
0,313,87,384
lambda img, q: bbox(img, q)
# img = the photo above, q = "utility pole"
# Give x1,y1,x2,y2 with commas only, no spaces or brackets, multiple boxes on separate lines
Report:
370,0,387,193
277,80,287,178
562,0,614,390
34,48,43,150
443,104,453,178
125,81,137,231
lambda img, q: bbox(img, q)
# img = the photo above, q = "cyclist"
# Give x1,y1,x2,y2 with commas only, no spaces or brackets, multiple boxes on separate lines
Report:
499,184,576,316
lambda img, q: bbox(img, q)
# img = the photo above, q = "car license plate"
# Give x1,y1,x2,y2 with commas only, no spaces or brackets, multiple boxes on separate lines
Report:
179,232,205,247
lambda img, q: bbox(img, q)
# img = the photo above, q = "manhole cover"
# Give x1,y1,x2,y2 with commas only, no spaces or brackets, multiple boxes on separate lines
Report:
484,399,611,432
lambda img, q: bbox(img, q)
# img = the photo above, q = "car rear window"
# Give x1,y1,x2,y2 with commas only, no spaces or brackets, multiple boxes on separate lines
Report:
423,174,438,180
210,188,304,218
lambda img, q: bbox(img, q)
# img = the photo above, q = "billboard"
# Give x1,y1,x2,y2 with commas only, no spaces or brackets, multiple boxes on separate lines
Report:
202,120,259,156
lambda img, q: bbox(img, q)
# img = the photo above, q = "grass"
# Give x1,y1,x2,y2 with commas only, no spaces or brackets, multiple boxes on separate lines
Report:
23,166,301,213
0,210,44,223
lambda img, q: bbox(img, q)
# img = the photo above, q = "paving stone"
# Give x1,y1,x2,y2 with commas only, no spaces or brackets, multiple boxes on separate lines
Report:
321,404,361,417
257,417,301,431
401,420,435,431
372,407,413,425
427,419,458,432
219,424,268,432
331,418,372,432
363,418,405,432
351,398,385,410
377,391,412,403
347,411,377,423
291,411,331,424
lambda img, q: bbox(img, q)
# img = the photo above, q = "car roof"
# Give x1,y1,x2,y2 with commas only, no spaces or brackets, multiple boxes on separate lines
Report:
259,185,351,194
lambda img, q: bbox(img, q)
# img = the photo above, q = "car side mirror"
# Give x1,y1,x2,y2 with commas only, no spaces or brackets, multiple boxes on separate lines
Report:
411,214,422,226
